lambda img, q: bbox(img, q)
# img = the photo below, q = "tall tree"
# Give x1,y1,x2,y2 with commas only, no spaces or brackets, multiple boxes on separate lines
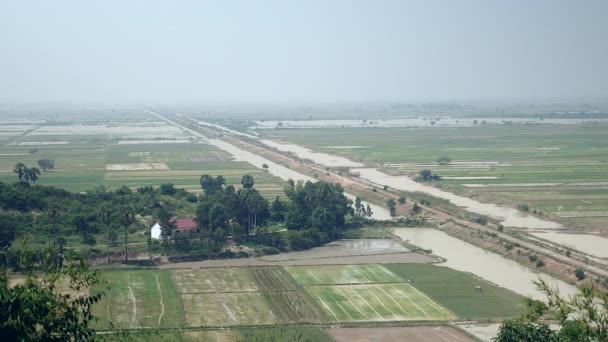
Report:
24,167,41,184
354,196,363,216
47,205,61,249
387,198,397,217
365,204,373,218
13,163,26,181
118,206,135,261
37,159,55,172
199,175,225,196
241,174,255,189
99,204,114,262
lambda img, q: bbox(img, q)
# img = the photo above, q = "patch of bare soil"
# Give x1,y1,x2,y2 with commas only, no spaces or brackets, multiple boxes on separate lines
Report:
259,239,409,261
160,252,435,269
327,326,474,342
105,163,170,171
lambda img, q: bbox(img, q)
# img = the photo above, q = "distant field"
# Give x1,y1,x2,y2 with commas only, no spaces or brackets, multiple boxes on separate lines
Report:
260,124,608,228
0,119,286,197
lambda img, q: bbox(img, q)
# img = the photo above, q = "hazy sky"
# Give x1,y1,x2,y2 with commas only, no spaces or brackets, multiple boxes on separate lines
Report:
1,0,607,103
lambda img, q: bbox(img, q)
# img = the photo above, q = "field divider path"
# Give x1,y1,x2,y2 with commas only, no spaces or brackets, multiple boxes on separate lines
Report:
304,280,404,287
128,281,137,326
155,274,165,327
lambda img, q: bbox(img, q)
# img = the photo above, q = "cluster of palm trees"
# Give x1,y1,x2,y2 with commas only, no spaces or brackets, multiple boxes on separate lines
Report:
13,163,41,184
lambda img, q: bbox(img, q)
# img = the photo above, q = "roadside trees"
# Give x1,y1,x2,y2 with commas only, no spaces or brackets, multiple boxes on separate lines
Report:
387,199,397,217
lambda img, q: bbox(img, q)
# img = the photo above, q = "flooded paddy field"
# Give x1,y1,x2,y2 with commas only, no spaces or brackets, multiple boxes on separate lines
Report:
259,239,409,261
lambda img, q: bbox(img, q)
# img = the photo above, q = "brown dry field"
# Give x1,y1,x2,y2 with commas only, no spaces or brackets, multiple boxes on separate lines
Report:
326,326,474,342
160,252,435,269
259,239,410,261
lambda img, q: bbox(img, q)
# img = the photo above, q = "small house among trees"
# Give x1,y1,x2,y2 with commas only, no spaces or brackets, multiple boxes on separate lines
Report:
150,218,198,239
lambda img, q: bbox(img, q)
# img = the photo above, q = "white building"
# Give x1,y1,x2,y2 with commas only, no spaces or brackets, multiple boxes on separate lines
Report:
150,221,161,240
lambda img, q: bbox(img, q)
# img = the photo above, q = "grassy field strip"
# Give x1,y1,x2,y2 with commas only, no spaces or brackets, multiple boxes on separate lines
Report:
92,270,182,329
286,264,403,285
385,264,525,319
306,284,455,322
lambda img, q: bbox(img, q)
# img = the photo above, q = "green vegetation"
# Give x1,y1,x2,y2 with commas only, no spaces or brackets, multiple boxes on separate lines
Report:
1,247,103,341
37,158,55,172
386,198,397,217
385,263,525,318
0,180,197,261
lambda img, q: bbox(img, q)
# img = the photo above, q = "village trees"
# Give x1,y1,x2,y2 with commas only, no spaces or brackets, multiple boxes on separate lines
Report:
283,180,352,250
196,174,270,245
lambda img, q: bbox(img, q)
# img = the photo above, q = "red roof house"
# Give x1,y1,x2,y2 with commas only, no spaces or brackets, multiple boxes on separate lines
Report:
173,218,198,231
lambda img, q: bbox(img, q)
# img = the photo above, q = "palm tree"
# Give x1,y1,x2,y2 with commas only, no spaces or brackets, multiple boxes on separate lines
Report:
118,206,135,261
24,167,41,184
48,205,61,248
13,163,26,181
100,204,115,262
